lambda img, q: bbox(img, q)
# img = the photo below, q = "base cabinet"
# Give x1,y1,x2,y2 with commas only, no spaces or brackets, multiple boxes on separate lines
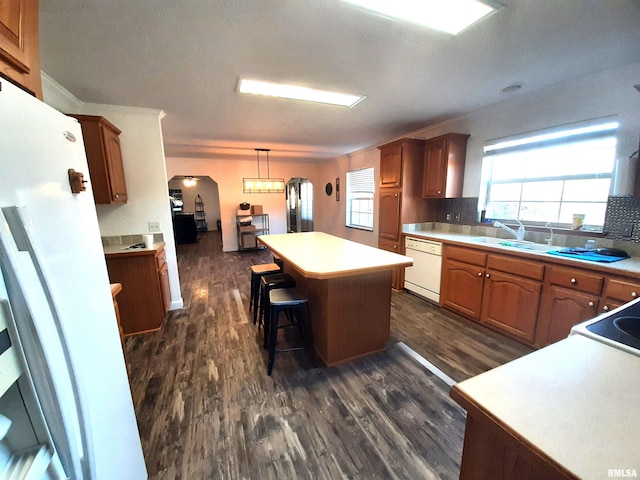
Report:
105,245,169,335
441,242,640,348
441,246,543,344
378,238,403,290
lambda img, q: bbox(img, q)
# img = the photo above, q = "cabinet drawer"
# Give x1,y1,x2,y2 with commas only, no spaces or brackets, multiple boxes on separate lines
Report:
155,248,167,270
444,246,486,267
547,267,603,295
603,277,640,303
487,254,544,281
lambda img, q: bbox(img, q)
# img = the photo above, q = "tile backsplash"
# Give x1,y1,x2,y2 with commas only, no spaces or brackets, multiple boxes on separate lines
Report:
102,233,164,246
432,196,640,251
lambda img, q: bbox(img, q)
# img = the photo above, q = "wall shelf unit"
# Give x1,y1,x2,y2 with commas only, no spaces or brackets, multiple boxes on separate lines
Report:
236,212,269,250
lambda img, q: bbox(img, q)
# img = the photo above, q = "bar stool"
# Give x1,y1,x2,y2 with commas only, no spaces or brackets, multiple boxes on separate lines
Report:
258,273,296,341
249,263,280,316
272,254,284,269
267,287,311,376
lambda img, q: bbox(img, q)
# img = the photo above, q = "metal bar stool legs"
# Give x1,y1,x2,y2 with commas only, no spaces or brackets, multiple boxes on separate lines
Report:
259,273,296,347
249,263,280,324
267,287,311,376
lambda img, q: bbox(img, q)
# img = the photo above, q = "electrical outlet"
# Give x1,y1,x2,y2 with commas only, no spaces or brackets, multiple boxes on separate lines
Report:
445,212,451,221
148,221,161,232
454,212,461,222
622,222,634,238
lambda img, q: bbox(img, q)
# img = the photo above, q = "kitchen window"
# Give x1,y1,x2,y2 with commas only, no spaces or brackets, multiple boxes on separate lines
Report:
480,119,619,230
346,167,374,231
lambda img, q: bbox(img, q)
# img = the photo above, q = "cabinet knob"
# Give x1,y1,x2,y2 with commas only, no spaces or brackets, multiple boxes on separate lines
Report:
485,273,490,278
603,305,609,311
393,244,398,249
588,301,594,307
114,194,119,199
570,278,577,284
437,190,442,194
478,272,483,277
395,182,399,186
394,193,398,197
632,292,638,298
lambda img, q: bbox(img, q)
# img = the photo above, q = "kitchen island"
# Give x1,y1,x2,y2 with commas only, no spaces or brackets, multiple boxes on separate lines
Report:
450,334,640,479
257,232,413,366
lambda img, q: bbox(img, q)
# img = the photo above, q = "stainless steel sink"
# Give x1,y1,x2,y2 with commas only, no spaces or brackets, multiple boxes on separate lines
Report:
571,298,640,356
468,237,552,252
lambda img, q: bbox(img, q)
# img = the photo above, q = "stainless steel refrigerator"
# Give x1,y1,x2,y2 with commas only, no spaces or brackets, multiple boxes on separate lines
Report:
286,178,314,233
0,79,146,478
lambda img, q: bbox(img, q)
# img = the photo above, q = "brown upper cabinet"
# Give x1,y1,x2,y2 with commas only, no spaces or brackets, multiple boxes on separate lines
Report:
69,115,128,204
0,0,42,99
379,143,403,188
422,133,469,198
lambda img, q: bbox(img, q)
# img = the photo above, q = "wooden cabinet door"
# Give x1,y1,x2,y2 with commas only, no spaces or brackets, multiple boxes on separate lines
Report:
378,190,401,241
378,238,403,290
481,270,541,343
158,262,171,315
441,258,484,320
0,0,41,98
379,144,403,188
536,286,599,346
422,137,447,198
101,124,128,202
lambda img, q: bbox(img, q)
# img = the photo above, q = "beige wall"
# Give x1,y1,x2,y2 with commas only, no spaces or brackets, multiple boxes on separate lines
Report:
165,156,321,252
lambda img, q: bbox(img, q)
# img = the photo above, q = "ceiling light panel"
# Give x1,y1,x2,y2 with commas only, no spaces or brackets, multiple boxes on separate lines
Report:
238,79,365,108
342,0,499,35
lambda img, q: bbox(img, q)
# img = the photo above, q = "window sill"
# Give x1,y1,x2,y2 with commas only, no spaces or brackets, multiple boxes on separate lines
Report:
346,225,374,232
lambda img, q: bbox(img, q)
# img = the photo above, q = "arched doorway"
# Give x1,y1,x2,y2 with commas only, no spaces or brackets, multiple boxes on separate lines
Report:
169,176,222,243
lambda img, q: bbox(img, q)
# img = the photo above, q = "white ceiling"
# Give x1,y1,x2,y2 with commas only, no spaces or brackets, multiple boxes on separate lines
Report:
39,0,640,161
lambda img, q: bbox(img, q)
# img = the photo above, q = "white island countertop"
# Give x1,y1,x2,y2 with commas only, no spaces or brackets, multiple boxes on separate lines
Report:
258,232,413,279
451,335,640,479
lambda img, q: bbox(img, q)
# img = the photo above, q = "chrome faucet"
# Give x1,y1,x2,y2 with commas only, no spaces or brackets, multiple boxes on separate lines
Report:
545,222,554,246
493,220,526,241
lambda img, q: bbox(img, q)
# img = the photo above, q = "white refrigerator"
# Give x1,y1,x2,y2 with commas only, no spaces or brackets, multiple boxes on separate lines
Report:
0,79,147,478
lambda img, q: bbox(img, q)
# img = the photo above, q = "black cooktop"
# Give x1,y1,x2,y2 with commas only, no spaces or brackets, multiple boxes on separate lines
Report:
586,300,640,351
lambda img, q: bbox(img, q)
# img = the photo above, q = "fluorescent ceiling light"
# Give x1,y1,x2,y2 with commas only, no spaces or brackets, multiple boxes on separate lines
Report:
238,79,365,108
342,0,499,35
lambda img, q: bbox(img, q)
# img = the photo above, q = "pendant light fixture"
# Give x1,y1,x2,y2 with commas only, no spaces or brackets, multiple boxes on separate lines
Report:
243,148,285,193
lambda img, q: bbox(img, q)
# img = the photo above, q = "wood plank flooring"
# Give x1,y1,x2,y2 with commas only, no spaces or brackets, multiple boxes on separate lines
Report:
125,232,532,479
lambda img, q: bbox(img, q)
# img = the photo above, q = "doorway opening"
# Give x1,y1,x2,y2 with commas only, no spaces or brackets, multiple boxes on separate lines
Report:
286,178,314,233
168,176,221,244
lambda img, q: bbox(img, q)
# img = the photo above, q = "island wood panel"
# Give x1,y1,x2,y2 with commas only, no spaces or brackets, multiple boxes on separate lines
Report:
285,265,392,366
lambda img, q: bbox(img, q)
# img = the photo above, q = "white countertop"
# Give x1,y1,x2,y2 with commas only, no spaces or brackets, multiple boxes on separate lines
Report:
103,242,164,257
402,229,640,276
257,232,413,279
452,335,640,478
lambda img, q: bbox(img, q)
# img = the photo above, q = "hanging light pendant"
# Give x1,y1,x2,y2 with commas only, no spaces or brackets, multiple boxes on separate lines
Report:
243,148,285,193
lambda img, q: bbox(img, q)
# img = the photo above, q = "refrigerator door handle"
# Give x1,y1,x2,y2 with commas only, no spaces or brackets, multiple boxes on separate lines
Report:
0,206,88,479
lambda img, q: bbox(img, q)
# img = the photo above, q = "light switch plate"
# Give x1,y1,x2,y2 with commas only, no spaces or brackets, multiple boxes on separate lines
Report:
148,221,161,232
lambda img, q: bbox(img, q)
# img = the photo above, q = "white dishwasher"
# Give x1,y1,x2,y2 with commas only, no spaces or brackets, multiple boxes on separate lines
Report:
404,236,442,303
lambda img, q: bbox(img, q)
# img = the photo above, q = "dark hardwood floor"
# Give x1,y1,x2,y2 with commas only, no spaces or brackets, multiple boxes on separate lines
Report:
125,232,533,479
